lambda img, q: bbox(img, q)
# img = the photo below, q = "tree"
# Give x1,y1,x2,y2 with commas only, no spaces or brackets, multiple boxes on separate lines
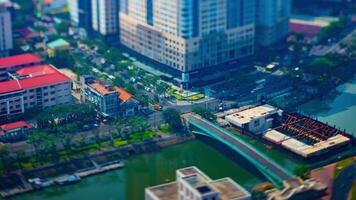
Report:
0,144,12,172
305,56,336,76
318,16,347,42
192,106,216,121
162,109,183,132
14,149,26,169
293,164,310,179
27,131,46,156
49,50,75,68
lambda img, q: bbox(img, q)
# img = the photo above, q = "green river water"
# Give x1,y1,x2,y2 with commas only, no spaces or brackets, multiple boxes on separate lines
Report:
10,76,356,200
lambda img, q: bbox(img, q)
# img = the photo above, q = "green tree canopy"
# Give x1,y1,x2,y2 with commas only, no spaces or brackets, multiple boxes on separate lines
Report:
192,106,216,121
36,103,96,133
162,108,183,132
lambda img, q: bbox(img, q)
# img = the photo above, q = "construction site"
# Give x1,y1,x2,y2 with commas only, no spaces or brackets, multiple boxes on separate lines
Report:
217,104,354,159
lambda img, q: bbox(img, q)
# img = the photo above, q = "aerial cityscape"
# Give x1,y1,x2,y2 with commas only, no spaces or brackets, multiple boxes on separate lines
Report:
0,0,355,200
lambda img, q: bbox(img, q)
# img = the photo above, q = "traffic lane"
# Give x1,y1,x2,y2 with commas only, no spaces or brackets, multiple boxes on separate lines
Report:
331,163,356,200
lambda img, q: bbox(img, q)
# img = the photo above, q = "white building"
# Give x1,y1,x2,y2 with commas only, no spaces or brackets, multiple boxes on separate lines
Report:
0,3,13,57
91,0,118,42
225,105,281,133
81,75,141,117
0,65,72,120
145,166,251,200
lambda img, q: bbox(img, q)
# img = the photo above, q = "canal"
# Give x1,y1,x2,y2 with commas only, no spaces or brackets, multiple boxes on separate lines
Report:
10,76,356,200
300,75,356,135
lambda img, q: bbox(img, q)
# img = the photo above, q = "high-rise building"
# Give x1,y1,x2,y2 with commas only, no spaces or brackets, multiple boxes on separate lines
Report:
119,0,255,88
255,0,291,47
69,0,93,35
0,3,13,57
91,0,119,42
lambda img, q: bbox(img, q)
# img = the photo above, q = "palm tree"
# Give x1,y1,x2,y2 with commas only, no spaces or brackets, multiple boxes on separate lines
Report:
14,149,26,169
0,144,11,172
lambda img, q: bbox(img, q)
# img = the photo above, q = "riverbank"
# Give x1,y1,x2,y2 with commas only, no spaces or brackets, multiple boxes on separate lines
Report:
0,134,192,198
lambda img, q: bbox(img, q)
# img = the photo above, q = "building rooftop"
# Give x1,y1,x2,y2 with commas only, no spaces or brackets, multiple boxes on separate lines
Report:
0,53,43,69
210,178,250,200
146,182,179,200
263,129,351,158
0,121,31,131
225,104,278,125
47,38,70,49
115,86,133,101
146,166,250,200
0,121,32,136
89,82,117,95
0,65,70,94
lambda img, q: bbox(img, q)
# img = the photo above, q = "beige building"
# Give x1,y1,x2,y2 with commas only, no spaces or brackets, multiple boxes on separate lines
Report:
119,0,255,88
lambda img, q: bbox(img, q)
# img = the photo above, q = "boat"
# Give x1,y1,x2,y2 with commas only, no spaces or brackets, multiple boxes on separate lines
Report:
55,175,81,186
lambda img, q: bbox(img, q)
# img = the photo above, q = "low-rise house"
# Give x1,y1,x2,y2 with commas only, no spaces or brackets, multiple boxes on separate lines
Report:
47,38,70,57
81,75,141,118
115,87,140,116
0,121,32,142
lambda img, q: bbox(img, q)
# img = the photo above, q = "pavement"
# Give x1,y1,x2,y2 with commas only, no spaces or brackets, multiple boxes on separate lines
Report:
310,163,336,200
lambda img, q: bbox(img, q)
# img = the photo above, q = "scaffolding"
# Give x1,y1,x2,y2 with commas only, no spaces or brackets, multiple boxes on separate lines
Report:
273,114,348,145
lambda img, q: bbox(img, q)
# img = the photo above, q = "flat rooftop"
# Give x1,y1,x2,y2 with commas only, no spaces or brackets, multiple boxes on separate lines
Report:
146,166,250,200
210,178,250,200
225,104,278,125
146,182,178,200
264,130,350,157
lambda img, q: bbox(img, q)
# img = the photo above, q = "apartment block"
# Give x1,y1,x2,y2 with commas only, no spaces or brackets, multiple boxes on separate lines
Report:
69,0,93,35
81,75,141,117
0,65,72,120
91,0,119,42
145,166,251,200
0,53,43,81
119,0,255,88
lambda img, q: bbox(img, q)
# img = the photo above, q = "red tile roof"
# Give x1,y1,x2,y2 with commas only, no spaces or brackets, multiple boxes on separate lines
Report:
0,80,22,94
0,121,32,131
0,65,70,94
16,65,57,76
0,53,43,69
289,22,322,36
115,87,133,101
90,82,117,95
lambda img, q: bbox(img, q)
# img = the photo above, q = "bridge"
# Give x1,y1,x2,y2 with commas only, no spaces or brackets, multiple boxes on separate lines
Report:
186,114,299,189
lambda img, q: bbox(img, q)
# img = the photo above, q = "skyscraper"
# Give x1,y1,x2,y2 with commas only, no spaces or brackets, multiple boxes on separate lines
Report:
69,0,92,35
91,0,119,42
255,0,291,47
119,0,255,88
0,3,13,57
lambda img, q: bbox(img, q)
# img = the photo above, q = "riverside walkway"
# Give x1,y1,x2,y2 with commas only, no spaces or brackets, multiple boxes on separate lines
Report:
186,114,299,189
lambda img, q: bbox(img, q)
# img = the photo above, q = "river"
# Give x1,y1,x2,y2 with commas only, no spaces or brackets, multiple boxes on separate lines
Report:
10,76,356,200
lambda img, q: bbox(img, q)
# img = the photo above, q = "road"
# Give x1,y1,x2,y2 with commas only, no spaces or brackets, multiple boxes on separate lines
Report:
331,163,356,200
189,114,298,186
